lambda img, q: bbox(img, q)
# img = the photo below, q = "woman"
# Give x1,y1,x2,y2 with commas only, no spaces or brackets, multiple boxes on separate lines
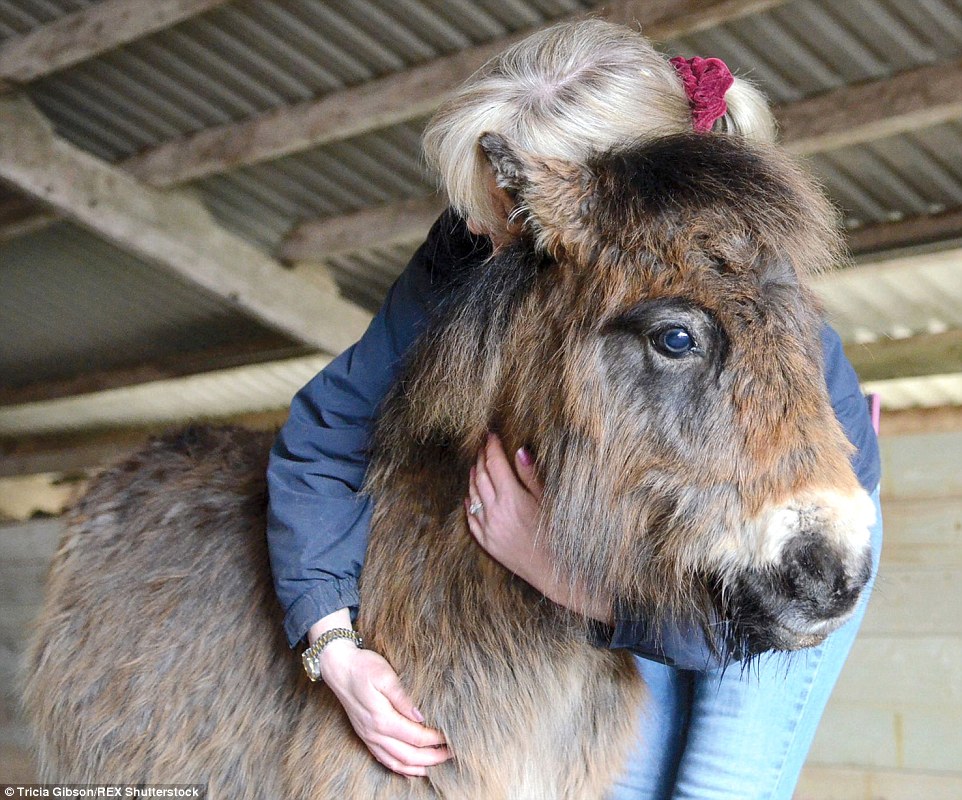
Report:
267,19,882,799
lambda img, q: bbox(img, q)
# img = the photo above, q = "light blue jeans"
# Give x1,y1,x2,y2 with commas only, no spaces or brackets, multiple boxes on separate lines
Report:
609,488,883,800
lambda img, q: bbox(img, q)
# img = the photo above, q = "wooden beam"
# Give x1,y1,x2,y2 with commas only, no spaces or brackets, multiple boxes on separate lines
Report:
829,243,962,279
280,196,962,263
847,207,962,256
0,350,331,438
0,409,290,479
0,95,371,353
121,0,789,187
122,36,521,187
602,0,789,38
0,0,232,88
5,400,962,478
0,334,313,406
279,196,446,262
845,330,962,383
0,427,153,478
879,404,962,437
0,191,57,241
779,58,962,155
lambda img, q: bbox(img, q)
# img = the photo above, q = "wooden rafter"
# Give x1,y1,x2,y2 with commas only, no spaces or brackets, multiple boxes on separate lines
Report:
879,404,962,437
778,58,962,155
123,42,962,190
0,95,371,354
0,352,331,439
2,403,960,480
0,410,290,479
281,195,962,264
0,427,153,479
0,334,313,407
279,196,446,263
845,330,962,384
847,208,962,256
5,385,962,479
0,190,57,241
0,0,232,88
122,35,524,187
121,0,790,187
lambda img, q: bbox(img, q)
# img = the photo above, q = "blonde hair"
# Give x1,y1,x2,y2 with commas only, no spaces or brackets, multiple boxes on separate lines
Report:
423,19,776,233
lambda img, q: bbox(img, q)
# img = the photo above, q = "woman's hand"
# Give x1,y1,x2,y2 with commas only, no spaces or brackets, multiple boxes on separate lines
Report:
465,433,545,582
310,613,450,777
466,433,613,624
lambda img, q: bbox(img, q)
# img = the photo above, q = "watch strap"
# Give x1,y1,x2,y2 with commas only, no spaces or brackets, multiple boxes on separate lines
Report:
302,627,364,682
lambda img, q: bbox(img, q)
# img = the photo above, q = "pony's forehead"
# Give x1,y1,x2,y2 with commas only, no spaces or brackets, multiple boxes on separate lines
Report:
551,144,826,295
556,236,813,331
542,135,822,270
588,133,799,218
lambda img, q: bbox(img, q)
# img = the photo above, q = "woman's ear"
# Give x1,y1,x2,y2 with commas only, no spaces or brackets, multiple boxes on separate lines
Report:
474,156,523,246
476,132,529,247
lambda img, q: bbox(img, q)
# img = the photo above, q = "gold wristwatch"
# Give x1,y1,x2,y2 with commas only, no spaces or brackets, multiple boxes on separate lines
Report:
302,627,364,682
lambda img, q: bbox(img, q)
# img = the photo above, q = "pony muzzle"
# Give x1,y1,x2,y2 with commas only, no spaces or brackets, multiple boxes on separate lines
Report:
728,488,876,653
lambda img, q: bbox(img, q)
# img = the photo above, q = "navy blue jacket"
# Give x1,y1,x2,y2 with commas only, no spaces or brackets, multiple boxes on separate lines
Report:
266,212,881,666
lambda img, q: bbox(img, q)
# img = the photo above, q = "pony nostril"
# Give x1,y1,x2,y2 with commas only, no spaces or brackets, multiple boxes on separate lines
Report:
778,536,864,619
726,530,872,654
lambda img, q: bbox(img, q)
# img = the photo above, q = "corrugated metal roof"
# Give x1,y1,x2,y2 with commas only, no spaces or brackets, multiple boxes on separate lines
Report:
863,373,962,410
0,0,91,40
672,0,962,104
815,247,962,343
809,122,962,228
25,0,594,162
157,1,962,258
0,353,330,435
194,118,433,251
0,221,281,388
2,0,962,421
21,0,962,262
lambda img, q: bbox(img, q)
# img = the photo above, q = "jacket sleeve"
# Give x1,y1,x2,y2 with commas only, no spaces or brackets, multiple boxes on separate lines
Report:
267,211,486,648
604,322,882,668
266,267,431,647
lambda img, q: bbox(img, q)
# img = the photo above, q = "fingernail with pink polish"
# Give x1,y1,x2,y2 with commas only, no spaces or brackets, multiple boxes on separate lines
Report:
517,447,533,466
412,707,425,723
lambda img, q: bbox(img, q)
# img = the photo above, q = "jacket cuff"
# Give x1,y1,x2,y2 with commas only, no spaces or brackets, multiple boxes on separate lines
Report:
604,615,726,672
283,578,361,648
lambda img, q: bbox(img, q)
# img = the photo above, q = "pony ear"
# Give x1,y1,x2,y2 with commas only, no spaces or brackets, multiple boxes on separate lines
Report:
478,132,597,256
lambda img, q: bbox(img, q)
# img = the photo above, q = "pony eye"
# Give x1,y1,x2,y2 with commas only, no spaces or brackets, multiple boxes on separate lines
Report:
652,326,695,357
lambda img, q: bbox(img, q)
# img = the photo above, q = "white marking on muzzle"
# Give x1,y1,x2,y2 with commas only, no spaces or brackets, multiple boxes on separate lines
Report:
711,487,876,575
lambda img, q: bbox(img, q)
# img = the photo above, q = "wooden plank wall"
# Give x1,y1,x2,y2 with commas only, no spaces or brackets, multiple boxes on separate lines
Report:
0,517,59,782
797,429,962,799
1,429,960,794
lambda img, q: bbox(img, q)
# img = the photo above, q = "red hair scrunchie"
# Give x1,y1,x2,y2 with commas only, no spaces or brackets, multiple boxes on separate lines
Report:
669,56,734,133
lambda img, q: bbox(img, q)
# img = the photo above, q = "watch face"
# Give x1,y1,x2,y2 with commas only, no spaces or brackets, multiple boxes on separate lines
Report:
302,650,321,681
